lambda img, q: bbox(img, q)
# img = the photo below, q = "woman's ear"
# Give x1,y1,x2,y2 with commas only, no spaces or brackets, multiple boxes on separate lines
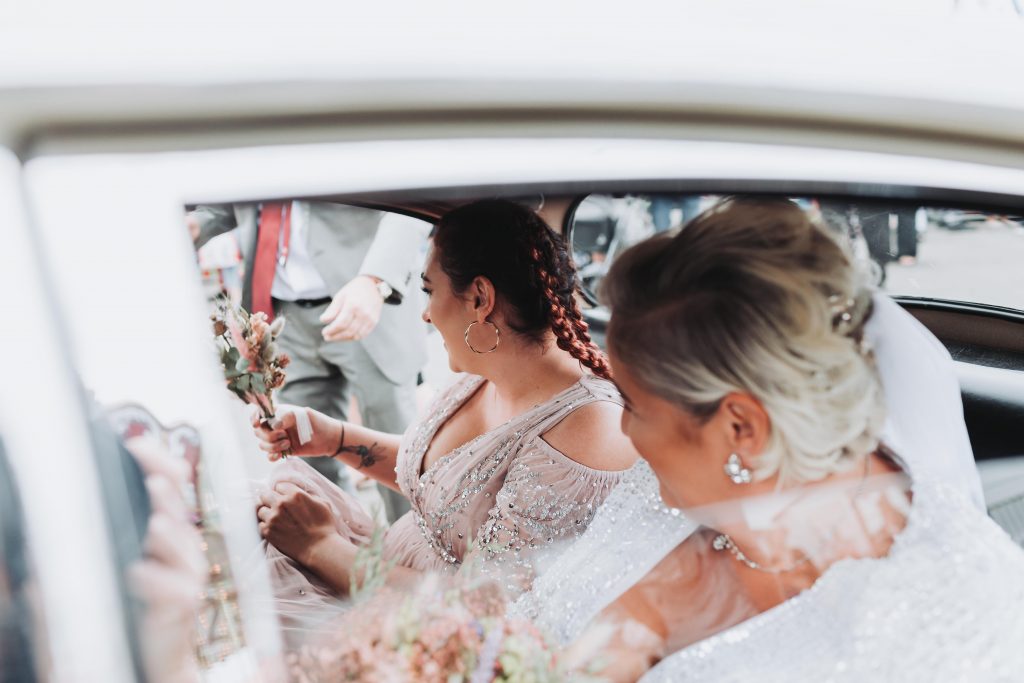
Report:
720,392,771,457
471,276,497,320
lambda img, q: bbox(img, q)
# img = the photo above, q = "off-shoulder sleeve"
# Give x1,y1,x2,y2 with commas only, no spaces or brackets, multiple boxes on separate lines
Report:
465,439,625,597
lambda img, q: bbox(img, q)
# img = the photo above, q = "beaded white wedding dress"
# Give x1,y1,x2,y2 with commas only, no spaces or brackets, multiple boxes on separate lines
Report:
510,459,697,644
517,294,1024,681
640,470,1024,682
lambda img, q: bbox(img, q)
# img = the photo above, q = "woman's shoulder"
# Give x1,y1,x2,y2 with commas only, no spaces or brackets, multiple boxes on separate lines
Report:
537,380,636,474
578,374,625,405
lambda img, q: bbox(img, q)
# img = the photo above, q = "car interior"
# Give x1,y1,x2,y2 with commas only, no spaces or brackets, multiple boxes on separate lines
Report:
310,185,1024,548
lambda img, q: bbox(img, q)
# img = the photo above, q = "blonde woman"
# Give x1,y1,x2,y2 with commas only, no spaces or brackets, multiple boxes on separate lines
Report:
526,198,1022,682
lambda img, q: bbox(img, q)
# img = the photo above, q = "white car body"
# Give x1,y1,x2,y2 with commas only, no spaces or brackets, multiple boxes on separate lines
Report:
0,6,1022,682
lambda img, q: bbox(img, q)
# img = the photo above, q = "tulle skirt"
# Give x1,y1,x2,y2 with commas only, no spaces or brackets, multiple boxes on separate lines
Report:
258,459,376,650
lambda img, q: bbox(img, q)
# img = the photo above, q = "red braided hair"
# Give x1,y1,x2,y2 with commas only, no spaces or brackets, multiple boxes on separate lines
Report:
530,245,613,381
433,199,613,380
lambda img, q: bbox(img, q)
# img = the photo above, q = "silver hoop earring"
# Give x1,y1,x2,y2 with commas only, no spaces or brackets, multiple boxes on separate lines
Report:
464,320,500,354
724,453,752,485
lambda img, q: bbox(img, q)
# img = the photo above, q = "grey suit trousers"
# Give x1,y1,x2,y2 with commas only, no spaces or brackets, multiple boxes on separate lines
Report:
274,299,414,522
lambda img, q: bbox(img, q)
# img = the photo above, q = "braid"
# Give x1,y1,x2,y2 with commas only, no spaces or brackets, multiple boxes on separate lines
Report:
529,241,614,381
433,198,613,381
564,285,613,378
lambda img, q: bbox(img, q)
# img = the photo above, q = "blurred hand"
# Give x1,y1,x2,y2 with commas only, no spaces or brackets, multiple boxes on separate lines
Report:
319,275,384,342
185,213,201,243
124,437,207,683
257,481,344,567
251,404,341,461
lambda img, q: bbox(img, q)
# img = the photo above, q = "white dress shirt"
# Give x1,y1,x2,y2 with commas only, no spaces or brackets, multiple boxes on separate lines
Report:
270,201,332,301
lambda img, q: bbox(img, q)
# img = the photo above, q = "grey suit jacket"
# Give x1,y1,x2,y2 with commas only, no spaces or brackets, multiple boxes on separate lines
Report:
193,201,428,384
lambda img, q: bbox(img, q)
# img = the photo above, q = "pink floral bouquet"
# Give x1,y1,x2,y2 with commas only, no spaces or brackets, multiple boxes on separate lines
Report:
211,298,290,422
287,559,606,682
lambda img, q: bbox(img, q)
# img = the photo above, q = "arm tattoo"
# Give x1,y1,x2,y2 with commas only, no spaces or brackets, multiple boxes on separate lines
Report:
333,425,382,469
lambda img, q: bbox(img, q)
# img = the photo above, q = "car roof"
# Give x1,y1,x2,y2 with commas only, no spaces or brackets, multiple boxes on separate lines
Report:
2,5,1024,153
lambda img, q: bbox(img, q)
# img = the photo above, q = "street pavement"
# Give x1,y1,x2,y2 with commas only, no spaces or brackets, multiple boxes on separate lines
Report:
884,219,1024,310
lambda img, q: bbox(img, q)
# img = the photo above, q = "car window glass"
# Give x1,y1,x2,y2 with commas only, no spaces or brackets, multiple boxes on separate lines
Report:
571,194,1024,312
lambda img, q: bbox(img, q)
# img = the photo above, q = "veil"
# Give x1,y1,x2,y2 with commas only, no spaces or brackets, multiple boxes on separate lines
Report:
865,294,984,509
514,292,984,643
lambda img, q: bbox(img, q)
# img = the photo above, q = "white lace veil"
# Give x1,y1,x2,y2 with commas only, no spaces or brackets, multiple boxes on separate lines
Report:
515,292,984,643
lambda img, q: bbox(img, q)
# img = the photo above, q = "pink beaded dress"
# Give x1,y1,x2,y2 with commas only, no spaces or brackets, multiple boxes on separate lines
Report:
263,373,628,646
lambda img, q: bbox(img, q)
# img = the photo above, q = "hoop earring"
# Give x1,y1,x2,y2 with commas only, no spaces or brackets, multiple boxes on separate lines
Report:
464,320,500,354
724,453,752,485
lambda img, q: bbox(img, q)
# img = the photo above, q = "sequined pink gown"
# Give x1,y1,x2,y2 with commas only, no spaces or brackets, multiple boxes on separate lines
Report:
263,373,627,645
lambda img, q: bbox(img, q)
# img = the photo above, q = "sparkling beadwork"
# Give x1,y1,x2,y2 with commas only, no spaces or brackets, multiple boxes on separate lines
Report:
640,477,1024,682
511,460,698,644
392,373,628,589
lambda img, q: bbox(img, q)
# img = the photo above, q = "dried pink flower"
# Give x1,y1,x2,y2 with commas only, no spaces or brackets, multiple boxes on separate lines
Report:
213,301,291,424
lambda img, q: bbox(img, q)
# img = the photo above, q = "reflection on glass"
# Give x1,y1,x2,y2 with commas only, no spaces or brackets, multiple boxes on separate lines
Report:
108,405,247,667
0,437,47,683
197,232,245,306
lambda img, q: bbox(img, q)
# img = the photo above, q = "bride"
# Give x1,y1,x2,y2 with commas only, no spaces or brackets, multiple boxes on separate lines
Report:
519,197,1023,681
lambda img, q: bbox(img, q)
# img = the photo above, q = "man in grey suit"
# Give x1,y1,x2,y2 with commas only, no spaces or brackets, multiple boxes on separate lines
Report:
189,201,428,522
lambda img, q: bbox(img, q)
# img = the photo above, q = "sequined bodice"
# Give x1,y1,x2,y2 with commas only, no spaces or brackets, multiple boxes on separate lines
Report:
641,477,1024,682
511,460,698,643
381,374,627,583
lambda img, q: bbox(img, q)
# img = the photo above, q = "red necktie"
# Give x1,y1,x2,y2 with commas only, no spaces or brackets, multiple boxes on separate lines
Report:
250,202,291,321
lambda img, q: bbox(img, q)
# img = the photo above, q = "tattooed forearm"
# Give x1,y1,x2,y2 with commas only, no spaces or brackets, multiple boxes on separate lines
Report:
343,442,381,469
333,425,383,469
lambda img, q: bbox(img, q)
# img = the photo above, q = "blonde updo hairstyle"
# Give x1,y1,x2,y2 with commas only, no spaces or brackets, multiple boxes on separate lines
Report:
603,197,884,484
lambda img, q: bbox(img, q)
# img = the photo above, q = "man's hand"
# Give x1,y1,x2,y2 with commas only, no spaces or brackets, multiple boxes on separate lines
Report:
319,275,385,342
